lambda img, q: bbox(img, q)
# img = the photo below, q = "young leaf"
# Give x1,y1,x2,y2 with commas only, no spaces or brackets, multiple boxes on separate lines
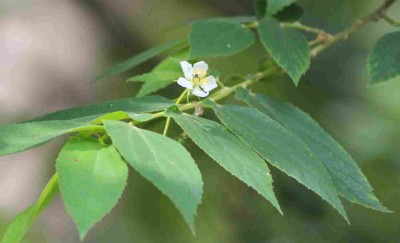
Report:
235,87,390,212
128,72,181,94
104,120,203,234
127,50,188,97
94,38,188,81
0,121,101,156
32,96,173,122
189,19,256,59
267,0,296,15
167,110,282,213
56,138,128,240
258,17,310,85
1,173,59,243
206,101,348,221
368,31,400,85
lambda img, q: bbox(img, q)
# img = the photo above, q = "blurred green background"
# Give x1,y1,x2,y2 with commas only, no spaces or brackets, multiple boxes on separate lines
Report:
0,0,400,242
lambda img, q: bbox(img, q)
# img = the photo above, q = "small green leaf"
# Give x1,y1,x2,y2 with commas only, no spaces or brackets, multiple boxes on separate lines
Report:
127,50,188,97
267,0,296,15
207,101,348,221
1,174,59,243
368,31,400,85
189,19,256,59
104,120,203,234
236,87,390,212
167,110,281,213
0,121,101,156
56,138,128,239
32,96,173,122
129,72,181,97
258,17,310,85
95,38,188,81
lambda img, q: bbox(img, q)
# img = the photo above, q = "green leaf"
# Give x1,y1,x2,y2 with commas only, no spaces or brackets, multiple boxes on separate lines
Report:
0,121,101,156
235,87,390,212
1,173,59,243
127,49,188,97
32,96,173,122
258,17,310,85
189,19,256,59
267,0,296,15
217,16,257,24
95,38,188,81
167,110,281,213
274,3,304,22
128,72,181,97
104,120,203,234
206,101,348,221
368,31,400,85
91,111,153,124
56,138,128,239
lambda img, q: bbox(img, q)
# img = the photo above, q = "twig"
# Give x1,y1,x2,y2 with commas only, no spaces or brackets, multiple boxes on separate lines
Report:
382,14,400,26
281,22,325,34
311,0,397,57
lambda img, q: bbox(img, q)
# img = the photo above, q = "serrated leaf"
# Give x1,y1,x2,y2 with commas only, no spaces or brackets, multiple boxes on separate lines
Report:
1,174,59,243
0,121,101,156
167,110,281,213
32,96,173,122
258,17,310,85
206,101,348,221
368,31,400,85
95,38,188,81
189,19,256,59
267,0,296,15
56,138,128,239
104,120,203,234
235,87,390,212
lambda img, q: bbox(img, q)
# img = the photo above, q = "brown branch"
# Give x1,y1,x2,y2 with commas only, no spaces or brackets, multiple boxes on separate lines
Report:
311,0,397,57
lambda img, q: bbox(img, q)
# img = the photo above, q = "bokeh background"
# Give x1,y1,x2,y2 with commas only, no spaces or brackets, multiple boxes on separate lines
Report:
1,0,400,242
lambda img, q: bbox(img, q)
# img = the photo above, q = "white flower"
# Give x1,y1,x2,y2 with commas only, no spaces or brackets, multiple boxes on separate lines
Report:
177,61,218,97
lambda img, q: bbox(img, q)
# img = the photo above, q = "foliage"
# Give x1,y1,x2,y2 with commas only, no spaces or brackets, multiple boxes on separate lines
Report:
1,0,399,241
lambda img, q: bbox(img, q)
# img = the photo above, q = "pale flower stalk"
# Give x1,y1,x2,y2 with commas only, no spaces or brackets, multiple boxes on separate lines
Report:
177,61,218,97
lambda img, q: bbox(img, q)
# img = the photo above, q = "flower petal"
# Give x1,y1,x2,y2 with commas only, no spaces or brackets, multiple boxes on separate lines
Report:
177,77,193,89
193,61,208,78
193,61,208,72
192,86,209,97
200,75,218,92
180,61,193,79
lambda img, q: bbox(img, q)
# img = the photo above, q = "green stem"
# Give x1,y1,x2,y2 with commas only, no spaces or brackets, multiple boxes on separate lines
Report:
163,89,189,136
216,77,226,88
32,173,59,216
281,22,325,34
242,21,259,28
311,0,397,57
163,117,172,136
98,133,109,144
